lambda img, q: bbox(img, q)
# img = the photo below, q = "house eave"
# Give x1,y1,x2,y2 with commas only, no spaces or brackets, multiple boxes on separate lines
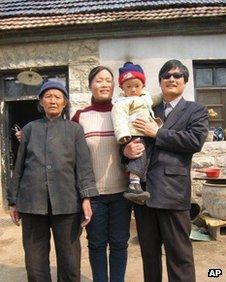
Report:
0,16,225,45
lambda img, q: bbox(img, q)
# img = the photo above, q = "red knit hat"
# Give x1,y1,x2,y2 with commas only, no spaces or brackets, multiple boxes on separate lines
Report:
118,62,146,86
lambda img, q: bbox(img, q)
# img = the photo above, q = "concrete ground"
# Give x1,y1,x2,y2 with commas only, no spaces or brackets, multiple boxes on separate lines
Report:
0,212,225,282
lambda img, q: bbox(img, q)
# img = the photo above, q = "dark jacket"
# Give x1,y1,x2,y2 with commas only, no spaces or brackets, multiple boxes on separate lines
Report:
146,98,209,210
7,117,98,215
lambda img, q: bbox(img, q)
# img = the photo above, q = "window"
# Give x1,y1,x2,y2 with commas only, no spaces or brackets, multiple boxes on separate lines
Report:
193,62,226,130
1,69,67,101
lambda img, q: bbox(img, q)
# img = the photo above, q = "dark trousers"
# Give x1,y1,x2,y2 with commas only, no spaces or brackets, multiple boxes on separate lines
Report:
86,193,131,282
134,205,196,282
21,212,82,282
125,137,151,180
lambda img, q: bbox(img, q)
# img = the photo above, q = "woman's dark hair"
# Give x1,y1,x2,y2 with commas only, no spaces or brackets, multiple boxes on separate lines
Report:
88,65,114,87
158,59,189,83
37,95,70,116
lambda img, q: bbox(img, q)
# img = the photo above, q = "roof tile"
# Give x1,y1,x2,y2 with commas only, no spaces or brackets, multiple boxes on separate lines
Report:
0,0,225,17
0,6,225,31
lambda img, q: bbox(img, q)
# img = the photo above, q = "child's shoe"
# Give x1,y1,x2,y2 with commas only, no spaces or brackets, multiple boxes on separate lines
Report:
123,183,150,203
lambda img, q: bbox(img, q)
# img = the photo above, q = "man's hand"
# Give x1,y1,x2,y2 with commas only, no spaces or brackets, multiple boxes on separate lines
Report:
81,198,92,228
123,138,145,159
132,118,159,138
10,205,21,226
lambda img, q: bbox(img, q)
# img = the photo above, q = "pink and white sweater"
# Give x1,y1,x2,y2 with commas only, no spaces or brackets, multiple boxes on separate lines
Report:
72,99,127,195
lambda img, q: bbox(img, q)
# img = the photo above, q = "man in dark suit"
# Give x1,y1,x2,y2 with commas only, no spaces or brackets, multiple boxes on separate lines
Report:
124,60,209,282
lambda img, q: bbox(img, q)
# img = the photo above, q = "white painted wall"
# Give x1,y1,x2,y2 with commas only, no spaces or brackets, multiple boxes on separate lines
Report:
99,34,226,101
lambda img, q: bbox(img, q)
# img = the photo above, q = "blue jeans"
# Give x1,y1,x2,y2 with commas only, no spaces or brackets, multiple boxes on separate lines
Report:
86,193,131,282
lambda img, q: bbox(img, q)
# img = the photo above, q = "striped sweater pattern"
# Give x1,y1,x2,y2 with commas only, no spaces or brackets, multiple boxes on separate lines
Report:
72,99,127,194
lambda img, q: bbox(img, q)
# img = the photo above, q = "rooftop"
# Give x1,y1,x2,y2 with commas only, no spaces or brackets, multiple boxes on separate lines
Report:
0,6,225,31
0,1,225,18
0,0,225,39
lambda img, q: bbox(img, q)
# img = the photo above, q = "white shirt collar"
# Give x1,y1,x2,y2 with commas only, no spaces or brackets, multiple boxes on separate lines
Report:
163,96,182,109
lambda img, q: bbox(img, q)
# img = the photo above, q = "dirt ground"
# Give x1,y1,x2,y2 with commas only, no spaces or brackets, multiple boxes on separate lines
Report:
0,212,225,282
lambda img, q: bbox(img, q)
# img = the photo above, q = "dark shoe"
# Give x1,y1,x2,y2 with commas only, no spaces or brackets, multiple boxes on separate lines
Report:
123,183,150,202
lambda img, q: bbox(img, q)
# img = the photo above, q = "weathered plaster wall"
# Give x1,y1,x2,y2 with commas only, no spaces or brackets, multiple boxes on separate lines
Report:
100,58,193,102
99,34,226,101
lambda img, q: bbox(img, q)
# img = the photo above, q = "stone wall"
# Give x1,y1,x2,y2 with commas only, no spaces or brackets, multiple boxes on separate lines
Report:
0,39,100,113
191,141,226,208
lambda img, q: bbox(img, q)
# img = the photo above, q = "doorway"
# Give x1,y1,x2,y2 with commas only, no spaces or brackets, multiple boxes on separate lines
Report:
0,67,68,208
7,100,42,170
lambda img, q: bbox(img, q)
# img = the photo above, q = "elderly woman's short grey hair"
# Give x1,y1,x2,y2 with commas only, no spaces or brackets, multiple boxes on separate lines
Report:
37,96,70,116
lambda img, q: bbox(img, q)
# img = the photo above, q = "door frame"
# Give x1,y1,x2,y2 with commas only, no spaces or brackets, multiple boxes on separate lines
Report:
0,66,68,209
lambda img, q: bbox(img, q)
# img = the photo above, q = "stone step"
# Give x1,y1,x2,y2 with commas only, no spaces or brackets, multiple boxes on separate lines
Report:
201,213,226,241
208,224,226,241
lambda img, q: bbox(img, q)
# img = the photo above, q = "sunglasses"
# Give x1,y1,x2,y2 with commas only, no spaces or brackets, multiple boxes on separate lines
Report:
161,72,184,80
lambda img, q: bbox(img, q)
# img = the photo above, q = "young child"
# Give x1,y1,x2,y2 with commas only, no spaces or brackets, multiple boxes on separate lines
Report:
111,62,162,203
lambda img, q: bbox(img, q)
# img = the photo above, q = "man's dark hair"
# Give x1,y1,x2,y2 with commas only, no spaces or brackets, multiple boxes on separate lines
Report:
158,59,189,83
88,66,114,87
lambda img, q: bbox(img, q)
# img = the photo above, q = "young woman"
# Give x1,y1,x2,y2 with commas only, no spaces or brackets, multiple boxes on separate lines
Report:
72,66,132,282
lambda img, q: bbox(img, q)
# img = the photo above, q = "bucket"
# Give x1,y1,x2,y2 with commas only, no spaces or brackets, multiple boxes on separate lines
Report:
202,182,226,220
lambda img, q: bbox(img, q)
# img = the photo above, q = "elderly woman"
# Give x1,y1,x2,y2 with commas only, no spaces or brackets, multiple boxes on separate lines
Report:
7,80,98,282
72,66,131,282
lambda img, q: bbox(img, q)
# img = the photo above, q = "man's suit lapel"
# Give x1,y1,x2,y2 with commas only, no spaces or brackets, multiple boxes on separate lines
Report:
154,102,165,121
163,97,187,129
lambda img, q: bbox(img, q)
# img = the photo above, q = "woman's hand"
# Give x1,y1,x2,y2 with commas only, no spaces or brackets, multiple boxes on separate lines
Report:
81,198,92,228
15,130,22,142
132,118,159,138
10,205,21,226
123,138,145,159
